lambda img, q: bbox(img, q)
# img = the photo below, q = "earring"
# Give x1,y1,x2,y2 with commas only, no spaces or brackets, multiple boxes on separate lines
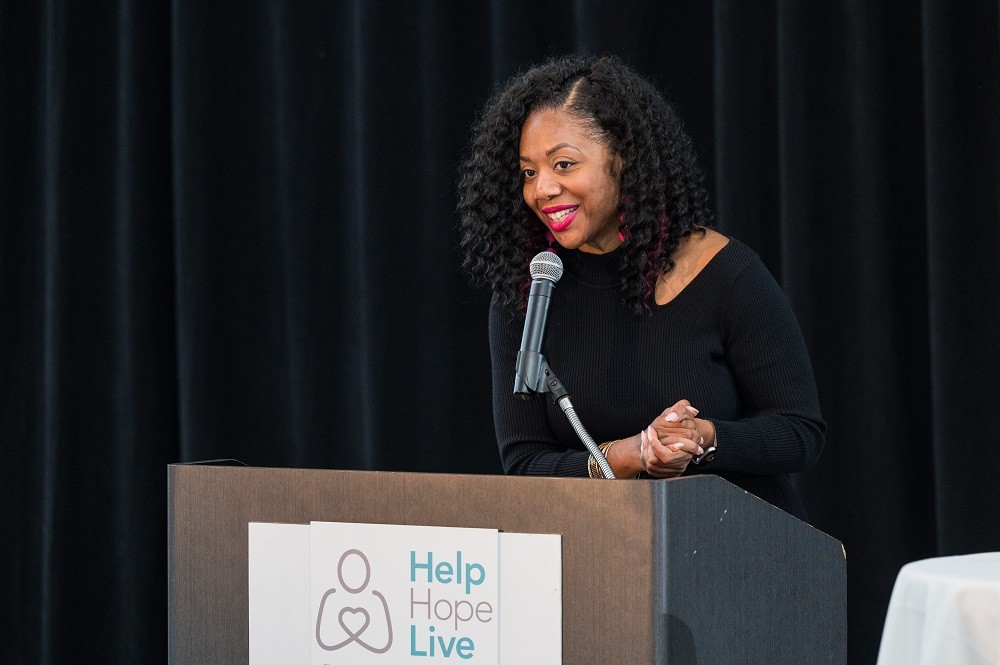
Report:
617,213,631,243
544,230,557,253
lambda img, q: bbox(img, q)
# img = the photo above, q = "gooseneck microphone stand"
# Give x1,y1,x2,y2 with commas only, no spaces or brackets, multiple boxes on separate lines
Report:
514,251,614,479
516,353,616,480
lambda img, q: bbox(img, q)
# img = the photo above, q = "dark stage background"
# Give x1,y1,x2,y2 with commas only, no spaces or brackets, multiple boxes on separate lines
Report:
2,1,998,663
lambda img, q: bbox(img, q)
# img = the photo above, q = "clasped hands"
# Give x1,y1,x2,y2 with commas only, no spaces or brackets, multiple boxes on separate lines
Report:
640,399,714,478
604,399,716,479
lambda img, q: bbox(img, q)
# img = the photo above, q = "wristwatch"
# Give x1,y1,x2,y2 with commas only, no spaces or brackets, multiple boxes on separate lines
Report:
692,446,716,466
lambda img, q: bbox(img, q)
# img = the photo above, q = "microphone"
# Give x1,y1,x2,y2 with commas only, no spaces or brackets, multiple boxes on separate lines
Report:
513,251,564,398
510,251,614,477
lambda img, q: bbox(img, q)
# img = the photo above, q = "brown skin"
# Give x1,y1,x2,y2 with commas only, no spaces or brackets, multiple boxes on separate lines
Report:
520,108,624,255
604,399,717,478
654,229,730,306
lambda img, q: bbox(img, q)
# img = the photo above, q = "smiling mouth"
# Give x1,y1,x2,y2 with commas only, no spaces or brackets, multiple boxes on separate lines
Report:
546,205,579,230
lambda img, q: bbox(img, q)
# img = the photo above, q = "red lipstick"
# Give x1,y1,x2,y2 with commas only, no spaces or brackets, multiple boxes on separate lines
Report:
542,203,578,214
549,209,577,232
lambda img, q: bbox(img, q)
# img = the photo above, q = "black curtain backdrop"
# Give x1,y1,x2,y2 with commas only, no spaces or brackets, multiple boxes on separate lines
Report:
2,1,998,663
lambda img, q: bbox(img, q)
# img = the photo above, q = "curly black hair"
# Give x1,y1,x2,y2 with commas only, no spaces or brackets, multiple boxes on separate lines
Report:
457,54,713,315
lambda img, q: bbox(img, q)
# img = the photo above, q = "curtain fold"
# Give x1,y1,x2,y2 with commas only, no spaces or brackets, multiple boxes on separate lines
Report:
2,1,175,661
922,0,1000,553
1,1,997,662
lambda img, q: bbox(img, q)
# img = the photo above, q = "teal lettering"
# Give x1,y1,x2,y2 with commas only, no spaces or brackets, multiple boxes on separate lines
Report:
465,562,485,594
410,625,477,659
456,637,475,659
438,634,457,657
410,625,427,656
435,560,453,584
411,551,433,583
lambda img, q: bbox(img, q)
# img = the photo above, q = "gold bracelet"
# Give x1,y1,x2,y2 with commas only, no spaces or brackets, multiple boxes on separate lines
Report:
588,441,616,479
587,451,601,478
587,454,599,478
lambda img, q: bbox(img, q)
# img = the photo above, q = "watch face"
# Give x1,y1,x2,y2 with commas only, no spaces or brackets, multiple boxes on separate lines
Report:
693,446,717,466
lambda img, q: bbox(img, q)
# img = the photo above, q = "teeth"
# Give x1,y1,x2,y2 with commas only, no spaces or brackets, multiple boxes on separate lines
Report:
549,206,577,221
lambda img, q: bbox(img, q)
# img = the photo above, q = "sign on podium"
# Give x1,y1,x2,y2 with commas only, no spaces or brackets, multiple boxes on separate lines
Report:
248,521,561,664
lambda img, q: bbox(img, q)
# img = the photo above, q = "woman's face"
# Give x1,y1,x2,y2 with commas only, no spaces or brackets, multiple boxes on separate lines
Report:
519,108,622,254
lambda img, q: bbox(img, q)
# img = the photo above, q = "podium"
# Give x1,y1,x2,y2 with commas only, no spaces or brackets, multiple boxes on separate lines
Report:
167,464,846,664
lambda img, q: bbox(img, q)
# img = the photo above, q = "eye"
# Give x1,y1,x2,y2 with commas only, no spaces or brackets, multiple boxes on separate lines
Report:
521,168,537,180
554,160,576,171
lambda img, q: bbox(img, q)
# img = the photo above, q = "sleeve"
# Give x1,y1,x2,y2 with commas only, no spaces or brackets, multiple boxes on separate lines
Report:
706,257,826,476
489,295,590,476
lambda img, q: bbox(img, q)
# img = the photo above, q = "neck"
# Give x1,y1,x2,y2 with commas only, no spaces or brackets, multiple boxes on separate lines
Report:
578,236,623,255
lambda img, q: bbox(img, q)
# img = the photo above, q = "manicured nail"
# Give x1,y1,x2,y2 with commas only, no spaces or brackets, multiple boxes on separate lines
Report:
665,412,679,422
670,442,685,451
686,406,699,416
697,446,705,455
700,437,705,446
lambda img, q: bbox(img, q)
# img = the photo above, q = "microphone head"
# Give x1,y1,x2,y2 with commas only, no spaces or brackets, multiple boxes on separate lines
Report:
529,251,564,283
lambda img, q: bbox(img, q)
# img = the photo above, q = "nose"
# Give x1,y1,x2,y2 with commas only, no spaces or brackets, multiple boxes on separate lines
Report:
533,170,561,200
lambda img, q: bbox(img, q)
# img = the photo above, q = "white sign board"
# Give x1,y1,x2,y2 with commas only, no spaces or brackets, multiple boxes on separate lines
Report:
249,522,561,665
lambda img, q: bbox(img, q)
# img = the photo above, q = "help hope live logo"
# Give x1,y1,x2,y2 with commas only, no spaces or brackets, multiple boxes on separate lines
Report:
310,522,500,665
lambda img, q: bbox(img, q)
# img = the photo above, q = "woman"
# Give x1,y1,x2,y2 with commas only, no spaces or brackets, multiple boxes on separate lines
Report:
457,55,824,520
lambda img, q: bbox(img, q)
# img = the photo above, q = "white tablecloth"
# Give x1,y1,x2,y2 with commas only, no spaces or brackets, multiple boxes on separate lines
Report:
877,552,1000,665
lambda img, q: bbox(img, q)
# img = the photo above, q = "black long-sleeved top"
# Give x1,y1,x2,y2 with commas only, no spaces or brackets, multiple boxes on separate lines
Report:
489,237,825,519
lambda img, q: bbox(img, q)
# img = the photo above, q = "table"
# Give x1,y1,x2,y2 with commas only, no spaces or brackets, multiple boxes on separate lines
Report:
877,552,1000,665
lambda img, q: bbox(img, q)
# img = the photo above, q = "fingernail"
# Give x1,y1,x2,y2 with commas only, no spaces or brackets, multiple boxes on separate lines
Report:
671,442,685,451
686,406,699,416
647,425,656,438
698,446,705,455
700,437,705,446
665,412,679,422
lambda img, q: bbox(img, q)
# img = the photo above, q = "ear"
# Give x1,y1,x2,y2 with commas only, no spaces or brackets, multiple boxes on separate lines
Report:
610,152,624,179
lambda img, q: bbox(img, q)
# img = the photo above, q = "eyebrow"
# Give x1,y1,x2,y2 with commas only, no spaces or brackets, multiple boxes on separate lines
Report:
519,143,582,162
546,143,580,156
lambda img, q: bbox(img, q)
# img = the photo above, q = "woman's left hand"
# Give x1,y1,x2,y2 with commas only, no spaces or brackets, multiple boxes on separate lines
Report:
640,399,717,477
661,399,717,454
639,400,700,477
